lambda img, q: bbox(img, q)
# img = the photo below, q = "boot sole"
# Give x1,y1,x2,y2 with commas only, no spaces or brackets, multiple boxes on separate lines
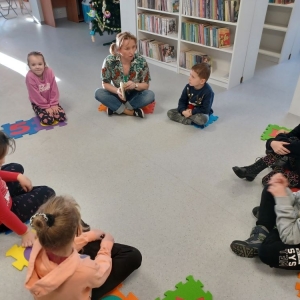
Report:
232,167,255,182
230,242,258,258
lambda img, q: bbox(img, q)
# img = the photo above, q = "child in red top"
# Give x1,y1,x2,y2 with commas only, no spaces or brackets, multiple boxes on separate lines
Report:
25,51,67,125
0,131,55,247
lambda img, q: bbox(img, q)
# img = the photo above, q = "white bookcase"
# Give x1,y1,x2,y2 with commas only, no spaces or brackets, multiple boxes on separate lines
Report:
258,0,300,64
134,0,268,89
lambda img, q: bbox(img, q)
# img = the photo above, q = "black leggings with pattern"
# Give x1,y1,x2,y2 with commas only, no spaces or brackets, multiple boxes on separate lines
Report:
0,163,55,232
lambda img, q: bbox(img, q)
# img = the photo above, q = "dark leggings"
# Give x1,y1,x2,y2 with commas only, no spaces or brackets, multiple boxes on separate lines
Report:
262,153,300,187
0,163,55,232
32,103,67,125
80,240,142,299
257,186,300,269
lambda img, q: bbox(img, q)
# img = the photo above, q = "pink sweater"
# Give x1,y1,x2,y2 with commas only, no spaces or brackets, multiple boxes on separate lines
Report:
25,67,59,109
25,231,113,300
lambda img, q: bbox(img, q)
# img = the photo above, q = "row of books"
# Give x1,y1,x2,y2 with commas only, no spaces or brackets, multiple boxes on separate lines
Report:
181,22,230,48
138,39,177,63
268,0,294,3
182,0,240,22
137,0,179,12
138,13,177,36
179,50,212,69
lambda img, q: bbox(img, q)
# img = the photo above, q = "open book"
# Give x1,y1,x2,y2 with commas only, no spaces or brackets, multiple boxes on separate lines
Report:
120,82,126,100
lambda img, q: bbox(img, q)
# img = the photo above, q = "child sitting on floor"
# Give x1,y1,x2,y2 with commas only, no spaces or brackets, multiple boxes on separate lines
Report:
167,62,214,126
26,51,67,125
230,173,300,270
25,195,142,300
0,131,55,247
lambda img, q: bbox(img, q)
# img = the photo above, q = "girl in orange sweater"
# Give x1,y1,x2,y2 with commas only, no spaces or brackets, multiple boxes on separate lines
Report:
25,195,142,300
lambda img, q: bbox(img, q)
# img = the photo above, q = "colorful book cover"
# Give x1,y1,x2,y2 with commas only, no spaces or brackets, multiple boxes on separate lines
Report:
218,27,230,48
173,0,179,12
164,46,176,63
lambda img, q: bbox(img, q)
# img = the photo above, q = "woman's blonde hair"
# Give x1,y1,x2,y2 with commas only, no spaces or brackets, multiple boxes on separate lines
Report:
109,31,137,56
30,196,81,251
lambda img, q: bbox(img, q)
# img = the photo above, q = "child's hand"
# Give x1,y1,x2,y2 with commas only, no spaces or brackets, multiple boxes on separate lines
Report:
46,107,53,116
276,129,289,135
268,182,288,198
270,141,290,155
102,232,114,243
182,110,192,118
269,173,289,187
92,229,106,240
125,81,135,90
17,174,33,192
21,229,36,248
51,105,60,114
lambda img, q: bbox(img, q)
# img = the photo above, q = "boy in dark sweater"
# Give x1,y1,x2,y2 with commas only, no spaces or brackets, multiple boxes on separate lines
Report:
167,63,214,125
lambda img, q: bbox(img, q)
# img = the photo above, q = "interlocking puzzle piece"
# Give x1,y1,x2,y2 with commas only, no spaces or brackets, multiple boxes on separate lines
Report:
102,283,138,300
98,101,156,114
1,117,67,139
260,124,291,141
156,275,212,300
6,244,30,271
193,115,218,129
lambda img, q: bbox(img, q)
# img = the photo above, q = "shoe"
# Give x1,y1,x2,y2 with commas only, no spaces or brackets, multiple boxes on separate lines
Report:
232,159,268,182
232,167,256,181
252,206,259,219
133,108,144,118
80,219,90,232
106,107,114,116
230,225,269,258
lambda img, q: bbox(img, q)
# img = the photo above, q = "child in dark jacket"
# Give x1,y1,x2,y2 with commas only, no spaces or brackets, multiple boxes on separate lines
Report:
167,63,214,126
232,124,300,187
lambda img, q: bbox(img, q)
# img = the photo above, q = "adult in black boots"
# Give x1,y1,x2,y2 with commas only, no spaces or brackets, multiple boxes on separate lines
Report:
230,173,300,270
232,124,300,188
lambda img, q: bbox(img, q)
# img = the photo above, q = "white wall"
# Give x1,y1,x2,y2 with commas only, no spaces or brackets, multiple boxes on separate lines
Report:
28,0,44,22
120,0,136,35
289,73,300,116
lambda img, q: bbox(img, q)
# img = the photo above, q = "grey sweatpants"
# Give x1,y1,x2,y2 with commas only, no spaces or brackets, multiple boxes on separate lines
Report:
167,108,209,125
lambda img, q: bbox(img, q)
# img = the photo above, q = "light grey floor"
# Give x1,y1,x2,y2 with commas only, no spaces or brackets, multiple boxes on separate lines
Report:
1,13,300,300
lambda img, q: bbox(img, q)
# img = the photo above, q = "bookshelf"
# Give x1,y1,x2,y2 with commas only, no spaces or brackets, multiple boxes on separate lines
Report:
134,0,269,89
258,0,300,63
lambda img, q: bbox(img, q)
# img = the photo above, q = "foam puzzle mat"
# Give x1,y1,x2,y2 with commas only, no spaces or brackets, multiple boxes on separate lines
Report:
0,116,67,139
193,115,218,129
260,124,291,141
155,275,212,300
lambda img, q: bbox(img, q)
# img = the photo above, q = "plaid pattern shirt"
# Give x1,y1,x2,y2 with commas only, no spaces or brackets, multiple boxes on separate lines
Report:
101,53,151,88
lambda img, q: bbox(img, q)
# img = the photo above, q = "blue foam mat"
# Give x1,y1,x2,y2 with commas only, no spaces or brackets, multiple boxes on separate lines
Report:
193,114,219,129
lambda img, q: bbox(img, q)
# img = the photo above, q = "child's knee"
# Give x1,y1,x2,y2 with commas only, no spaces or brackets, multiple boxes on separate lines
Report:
130,247,142,270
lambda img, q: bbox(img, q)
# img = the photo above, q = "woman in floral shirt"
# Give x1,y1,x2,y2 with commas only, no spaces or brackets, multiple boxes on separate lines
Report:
95,32,155,118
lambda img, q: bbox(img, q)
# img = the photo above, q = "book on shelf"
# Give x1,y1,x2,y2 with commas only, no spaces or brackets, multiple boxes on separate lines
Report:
218,27,230,48
138,13,177,36
120,82,126,100
268,0,294,3
138,0,180,13
181,21,231,48
181,0,240,22
163,45,176,62
139,38,177,63
180,50,212,70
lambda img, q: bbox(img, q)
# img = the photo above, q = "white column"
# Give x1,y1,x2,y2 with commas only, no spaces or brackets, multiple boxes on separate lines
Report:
28,0,44,23
289,73,300,117
120,0,136,35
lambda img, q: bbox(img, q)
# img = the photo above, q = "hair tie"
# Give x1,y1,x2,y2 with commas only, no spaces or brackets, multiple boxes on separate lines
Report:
30,213,55,228
45,214,55,227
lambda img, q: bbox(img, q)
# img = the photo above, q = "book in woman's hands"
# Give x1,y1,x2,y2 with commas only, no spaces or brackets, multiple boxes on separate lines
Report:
120,82,126,100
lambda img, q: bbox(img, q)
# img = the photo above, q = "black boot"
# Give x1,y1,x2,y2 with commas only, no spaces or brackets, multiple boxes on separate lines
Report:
232,158,268,181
